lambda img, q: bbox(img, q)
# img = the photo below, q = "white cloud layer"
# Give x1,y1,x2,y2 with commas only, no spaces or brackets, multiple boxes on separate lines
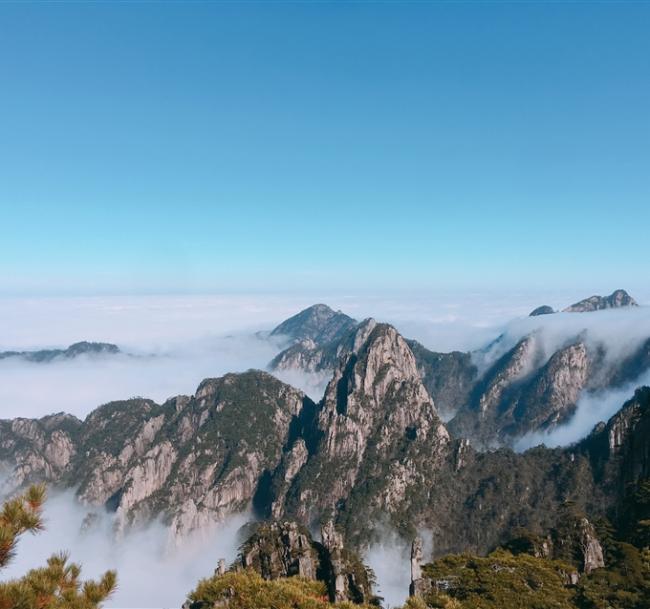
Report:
2,293,650,607
2,489,250,609
0,291,543,419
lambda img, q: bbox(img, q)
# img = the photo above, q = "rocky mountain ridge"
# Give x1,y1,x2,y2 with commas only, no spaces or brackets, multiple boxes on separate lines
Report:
2,315,650,562
528,289,638,316
0,341,120,362
564,289,638,313
268,297,650,448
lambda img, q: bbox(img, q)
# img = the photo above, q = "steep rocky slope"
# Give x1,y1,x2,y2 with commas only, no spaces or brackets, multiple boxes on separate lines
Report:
268,303,650,448
0,371,315,542
450,337,591,447
276,322,450,533
232,520,375,604
0,412,82,490
269,308,477,421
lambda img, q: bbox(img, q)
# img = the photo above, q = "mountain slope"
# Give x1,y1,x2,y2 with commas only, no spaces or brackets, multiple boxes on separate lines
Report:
3,324,650,563
277,322,450,534
270,304,358,346
450,337,591,446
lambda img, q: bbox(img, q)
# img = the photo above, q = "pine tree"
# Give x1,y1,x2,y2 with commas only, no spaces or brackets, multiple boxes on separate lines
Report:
0,485,116,609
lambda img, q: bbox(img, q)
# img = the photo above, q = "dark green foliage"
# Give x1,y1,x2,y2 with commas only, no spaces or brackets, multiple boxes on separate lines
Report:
406,340,477,418
0,486,116,609
420,549,577,609
575,542,650,609
188,570,373,609
414,545,650,609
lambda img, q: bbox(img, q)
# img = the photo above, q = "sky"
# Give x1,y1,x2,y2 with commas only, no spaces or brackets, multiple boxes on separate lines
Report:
1,1,649,295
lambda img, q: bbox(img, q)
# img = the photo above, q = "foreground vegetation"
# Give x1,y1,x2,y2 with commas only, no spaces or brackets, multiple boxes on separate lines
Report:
188,570,376,609
3,480,650,609
409,482,650,609
0,486,116,609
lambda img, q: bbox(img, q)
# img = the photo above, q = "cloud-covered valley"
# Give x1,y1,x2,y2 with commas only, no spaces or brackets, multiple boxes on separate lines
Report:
3,292,650,608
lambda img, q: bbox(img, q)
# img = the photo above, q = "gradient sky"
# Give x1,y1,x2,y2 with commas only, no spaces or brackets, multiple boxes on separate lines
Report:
1,1,649,295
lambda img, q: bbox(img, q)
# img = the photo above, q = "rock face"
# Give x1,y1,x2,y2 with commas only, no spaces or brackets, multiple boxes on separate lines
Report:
529,305,555,317
0,371,314,543
563,289,638,313
0,413,81,492
584,386,650,487
236,521,321,581
409,537,430,597
506,511,605,574
450,336,597,447
270,309,477,422
278,322,450,537
576,517,605,574
450,335,542,445
270,304,358,346
512,341,590,433
0,341,120,362
233,520,375,604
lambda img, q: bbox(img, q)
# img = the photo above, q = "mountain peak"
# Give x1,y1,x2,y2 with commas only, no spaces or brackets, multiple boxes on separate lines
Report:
563,289,638,313
269,304,357,346
529,305,556,317
284,322,450,525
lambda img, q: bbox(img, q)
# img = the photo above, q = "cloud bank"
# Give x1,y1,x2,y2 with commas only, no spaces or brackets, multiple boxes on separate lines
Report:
0,291,541,419
2,489,250,609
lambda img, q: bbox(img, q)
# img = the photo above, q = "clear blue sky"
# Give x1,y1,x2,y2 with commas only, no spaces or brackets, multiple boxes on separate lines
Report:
1,1,648,295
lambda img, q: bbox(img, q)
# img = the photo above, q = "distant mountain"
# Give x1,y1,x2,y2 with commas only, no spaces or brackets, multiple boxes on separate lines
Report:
529,305,555,316
269,306,479,419
4,321,650,561
527,289,639,317
450,335,590,447
0,341,120,363
269,316,377,374
269,302,650,448
270,304,358,346
563,289,638,313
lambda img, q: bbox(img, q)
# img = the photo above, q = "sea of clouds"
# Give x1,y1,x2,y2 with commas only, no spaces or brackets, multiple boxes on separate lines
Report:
0,290,558,419
2,290,650,607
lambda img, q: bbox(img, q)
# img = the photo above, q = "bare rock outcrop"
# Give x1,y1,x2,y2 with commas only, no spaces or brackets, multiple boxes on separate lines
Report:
231,520,375,604
279,322,450,538
451,338,590,447
563,289,638,313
